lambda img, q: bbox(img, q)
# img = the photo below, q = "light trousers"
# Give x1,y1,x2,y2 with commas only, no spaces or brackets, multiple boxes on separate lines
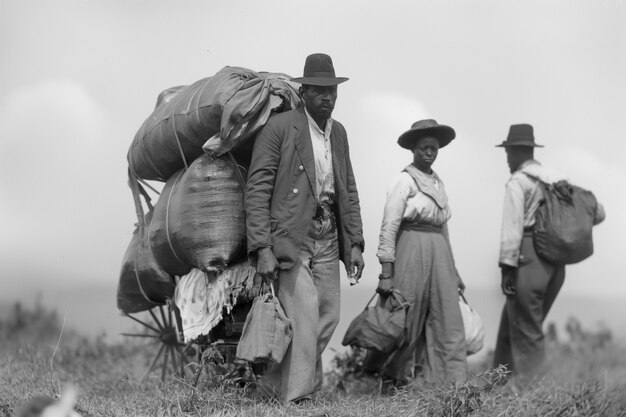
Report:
259,216,340,403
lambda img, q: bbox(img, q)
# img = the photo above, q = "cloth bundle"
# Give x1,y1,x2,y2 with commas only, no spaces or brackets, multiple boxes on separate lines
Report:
128,67,300,181
119,65,300,316
236,285,292,363
342,291,408,353
174,263,257,342
117,212,175,314
149,154,246,276
459,293,485,355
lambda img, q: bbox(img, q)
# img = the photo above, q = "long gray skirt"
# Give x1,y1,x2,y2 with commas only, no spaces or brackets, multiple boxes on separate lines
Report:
367,228,468,384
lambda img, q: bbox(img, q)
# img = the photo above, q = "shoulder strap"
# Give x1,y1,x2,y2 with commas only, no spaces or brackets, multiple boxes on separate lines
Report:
402,164,448,209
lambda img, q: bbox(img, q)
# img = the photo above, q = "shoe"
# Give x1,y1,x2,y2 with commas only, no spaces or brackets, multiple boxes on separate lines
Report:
380,377,396,396
290,395,313,406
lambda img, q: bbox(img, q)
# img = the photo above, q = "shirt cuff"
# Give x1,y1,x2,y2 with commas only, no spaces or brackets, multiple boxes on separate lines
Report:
498,257,518,268
351,242,364,252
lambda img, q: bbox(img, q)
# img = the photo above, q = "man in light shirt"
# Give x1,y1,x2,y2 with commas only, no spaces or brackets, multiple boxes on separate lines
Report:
245,53,364,403
492,124,605,379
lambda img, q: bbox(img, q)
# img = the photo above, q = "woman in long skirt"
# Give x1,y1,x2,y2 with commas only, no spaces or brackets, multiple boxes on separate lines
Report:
365,119,467,387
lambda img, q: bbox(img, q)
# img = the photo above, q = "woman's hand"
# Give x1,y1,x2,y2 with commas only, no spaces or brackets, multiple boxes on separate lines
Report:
376,262,394,296
376,278,393,296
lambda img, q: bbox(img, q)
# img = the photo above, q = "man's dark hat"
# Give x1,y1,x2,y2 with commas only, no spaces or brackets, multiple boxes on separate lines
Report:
397,119,456,150
291,53,349,86
496,124,544,147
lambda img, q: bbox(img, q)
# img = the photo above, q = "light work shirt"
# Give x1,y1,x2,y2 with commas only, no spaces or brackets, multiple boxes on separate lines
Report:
499,160,606,267
499,160,567,267
377,167,452,263
305,108,335,204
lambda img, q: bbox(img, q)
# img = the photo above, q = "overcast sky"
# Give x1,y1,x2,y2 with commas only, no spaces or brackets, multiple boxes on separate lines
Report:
1,0,625,305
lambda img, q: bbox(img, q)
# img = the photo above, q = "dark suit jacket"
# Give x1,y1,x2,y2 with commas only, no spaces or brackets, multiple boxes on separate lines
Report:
245,106,364,271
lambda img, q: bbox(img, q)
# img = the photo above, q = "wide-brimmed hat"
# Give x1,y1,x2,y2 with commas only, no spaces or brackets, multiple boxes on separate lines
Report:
496,124,544,147
397,119,456,150
291,53,349,86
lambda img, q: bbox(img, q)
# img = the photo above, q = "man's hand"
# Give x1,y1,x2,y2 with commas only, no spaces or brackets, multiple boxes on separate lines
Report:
457,275,466,294
350,245,365,281
256,247,279,281
500,265,517,296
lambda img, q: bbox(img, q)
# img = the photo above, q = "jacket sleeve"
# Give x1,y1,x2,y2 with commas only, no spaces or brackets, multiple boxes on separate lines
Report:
244,121,282,255
343,132,365,252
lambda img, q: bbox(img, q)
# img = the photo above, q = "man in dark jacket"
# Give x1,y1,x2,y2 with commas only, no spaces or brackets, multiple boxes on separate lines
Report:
245,53,365,403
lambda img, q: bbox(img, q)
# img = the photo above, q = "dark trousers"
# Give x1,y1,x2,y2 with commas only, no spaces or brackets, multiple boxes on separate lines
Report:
493,234,565,376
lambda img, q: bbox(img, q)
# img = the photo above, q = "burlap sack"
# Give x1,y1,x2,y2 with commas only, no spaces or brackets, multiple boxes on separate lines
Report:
236,291,292,363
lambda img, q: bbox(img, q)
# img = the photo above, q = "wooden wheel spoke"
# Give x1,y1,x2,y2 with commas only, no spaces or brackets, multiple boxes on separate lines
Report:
168,304,174,333
161,347,170,382
159,305,168,328
144,343,166,381
179,349,185,377
126,313,160,334
149,309,165,331
175,345,190,377
121,333,159,339
170,347,181,378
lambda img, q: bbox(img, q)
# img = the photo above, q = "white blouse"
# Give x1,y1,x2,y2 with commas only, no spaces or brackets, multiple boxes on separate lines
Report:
376,166,451,263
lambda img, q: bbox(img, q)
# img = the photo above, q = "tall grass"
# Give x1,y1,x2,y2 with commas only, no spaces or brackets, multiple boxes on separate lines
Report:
2,302,625,417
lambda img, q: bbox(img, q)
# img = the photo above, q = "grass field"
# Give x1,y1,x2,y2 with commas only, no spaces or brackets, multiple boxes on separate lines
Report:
2,301,626,417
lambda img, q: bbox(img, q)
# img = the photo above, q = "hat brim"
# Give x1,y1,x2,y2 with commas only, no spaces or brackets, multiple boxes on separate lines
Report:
291,77,349,86
495,141,544,148
397,125,456,150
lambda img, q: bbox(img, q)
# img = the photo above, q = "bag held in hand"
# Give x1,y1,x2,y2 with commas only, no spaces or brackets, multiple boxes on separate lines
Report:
341,290,408,353
532,179,599,264
458,293,484,356
236,283,292,363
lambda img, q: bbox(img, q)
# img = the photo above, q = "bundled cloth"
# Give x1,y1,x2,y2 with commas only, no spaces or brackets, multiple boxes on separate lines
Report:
149,153,246,276
459,293,485,356
174,263,256,343
342,291,408,353
236,284,292,364
117,211,175,314
128,67,301,181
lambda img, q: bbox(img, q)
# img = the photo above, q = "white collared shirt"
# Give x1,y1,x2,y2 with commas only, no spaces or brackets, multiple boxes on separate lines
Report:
305,108,335,204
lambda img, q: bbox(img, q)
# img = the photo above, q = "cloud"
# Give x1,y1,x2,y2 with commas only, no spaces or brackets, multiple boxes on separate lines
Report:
0,80,135,284
0,79,106,195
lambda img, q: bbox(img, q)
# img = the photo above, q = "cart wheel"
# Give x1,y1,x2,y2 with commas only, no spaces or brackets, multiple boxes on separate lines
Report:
122,300,195,382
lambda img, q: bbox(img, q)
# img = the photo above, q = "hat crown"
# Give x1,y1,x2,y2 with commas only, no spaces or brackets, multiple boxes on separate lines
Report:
397,119,456,150
410,119,439,130
496,123,543,147
292,53,348,86
508,124,534,141
303,53,336,78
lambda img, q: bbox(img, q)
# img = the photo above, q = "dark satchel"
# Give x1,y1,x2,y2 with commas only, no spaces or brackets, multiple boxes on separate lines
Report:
532,179,599,264
341,291,408,353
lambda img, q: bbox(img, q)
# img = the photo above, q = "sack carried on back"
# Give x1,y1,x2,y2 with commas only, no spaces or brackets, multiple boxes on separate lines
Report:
531,178,600,265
